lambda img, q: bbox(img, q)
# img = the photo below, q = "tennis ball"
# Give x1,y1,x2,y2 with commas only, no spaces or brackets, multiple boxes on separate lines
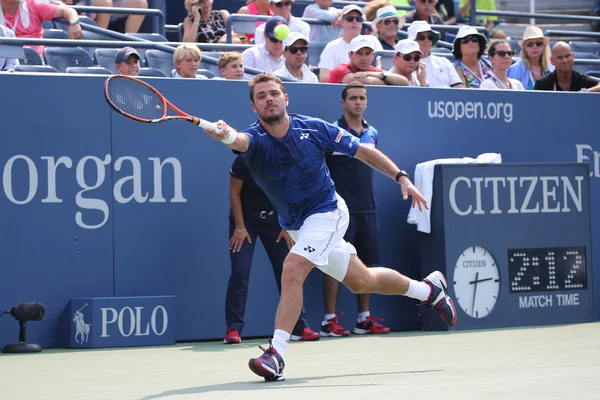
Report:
273,24,290,41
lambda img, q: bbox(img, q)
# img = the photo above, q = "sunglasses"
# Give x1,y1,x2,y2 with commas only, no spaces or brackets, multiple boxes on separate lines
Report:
418,0,435,3
492,50,514,57
344,16,364,23
525,40,545,48
400,53,421,62
287,46,308,54
416,34,434,41
383,18,400,26
268,36,281,44
460,35,480,44
274,1,293,7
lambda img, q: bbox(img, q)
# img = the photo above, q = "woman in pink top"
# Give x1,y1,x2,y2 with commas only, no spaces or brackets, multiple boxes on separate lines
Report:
0,0,82,56
237,0,272,42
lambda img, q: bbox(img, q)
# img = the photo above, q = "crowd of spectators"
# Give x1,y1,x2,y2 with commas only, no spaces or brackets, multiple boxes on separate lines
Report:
1,0,599,92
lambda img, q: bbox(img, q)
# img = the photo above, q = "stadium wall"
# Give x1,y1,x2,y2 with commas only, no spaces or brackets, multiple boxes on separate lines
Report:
0,74,597,348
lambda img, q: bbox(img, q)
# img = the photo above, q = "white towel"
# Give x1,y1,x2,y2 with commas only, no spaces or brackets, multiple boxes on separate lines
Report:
0,1,31,30
407,153,502,234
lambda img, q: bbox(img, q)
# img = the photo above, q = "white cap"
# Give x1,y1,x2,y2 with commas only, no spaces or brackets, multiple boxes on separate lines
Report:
407,20,440,45
283,31,308,48
342,4,363,17
350,35,375,52
394,39,423,55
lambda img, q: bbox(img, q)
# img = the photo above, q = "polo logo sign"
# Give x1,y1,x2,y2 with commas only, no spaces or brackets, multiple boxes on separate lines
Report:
73,303,91,345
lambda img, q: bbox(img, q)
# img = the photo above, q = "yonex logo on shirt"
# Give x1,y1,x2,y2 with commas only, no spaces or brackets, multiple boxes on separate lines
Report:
304,246,315,253
300,132,310,140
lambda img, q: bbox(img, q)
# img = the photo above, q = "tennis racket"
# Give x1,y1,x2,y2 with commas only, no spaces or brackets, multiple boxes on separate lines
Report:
104,75,220,131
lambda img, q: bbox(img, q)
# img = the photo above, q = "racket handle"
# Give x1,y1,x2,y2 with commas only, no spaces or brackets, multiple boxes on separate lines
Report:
196,118,219,132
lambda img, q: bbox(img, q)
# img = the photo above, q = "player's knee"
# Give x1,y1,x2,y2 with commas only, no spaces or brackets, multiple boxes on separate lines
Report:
281,256,311,287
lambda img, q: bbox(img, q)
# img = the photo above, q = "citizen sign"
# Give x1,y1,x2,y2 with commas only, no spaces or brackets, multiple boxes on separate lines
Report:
1,154,187,229
101,306,169,338
449,175,584,215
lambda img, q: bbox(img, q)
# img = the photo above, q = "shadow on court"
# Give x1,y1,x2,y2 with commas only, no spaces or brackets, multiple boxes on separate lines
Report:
137,369,443,399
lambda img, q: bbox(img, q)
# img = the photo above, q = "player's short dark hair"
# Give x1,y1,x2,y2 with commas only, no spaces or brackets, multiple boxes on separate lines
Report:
249,73,287,103
342,81,367,100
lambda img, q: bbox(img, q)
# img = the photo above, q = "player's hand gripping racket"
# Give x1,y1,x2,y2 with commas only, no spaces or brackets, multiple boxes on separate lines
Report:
104,75,221,132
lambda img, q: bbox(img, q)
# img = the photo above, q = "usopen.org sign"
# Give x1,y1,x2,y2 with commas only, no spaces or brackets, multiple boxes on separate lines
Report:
60,296,175,348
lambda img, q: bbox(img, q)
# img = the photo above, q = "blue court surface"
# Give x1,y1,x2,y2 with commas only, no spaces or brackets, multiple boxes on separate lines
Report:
1,322,598,400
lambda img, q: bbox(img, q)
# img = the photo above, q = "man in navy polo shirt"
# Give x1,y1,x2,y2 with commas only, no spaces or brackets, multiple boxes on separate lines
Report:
204,73,457,382
320,82,390,337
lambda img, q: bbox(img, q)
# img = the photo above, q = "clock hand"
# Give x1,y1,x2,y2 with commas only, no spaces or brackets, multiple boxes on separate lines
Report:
469,277,494,285
472,272,478,315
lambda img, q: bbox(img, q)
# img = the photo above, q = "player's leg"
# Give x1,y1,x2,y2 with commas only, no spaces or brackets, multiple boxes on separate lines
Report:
351,213,389,334
249,206,349,381
259,223,318,342
224,223,257,344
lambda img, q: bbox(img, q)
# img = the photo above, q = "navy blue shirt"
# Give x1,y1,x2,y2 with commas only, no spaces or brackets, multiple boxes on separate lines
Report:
230,155,274,214
240,114,361,230
327,117,379,213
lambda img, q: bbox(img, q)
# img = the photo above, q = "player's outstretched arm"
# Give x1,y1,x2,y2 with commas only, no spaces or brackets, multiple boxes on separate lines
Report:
354,144,429,211
203,120,250,153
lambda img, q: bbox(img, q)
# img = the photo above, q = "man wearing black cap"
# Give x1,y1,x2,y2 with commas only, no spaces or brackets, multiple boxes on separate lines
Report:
242,16,286,80
115,46,141,77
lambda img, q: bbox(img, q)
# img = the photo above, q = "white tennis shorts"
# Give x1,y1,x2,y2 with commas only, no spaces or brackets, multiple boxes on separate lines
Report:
288,194,357,282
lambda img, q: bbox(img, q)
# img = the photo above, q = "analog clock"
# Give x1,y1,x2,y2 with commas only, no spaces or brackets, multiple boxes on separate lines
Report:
453,246,500,319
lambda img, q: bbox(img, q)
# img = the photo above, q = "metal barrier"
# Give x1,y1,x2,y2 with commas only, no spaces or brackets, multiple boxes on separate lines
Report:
70,6,166,37
472,10,600,24
294,0,413,12
545,30,600,39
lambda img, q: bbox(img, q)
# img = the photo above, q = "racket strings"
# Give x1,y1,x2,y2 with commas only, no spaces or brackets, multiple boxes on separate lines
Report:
107,78,165,121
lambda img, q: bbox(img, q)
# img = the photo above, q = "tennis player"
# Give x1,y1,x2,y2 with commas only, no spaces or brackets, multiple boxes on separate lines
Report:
204,73,457,382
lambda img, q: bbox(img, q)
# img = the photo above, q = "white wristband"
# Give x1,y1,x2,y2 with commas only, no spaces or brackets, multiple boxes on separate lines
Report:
221,130,236,145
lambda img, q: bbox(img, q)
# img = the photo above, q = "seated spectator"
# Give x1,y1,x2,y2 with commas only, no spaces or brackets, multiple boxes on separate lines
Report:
173,44,207,79
507,26,553,90
182,0,232,44
0,23,18,71
0,0,82,56
87,0,147,34
480,40,523,90
404,0,444,25
328,35,408,86
458,0,506,39
241,16,285,79
274,32,318,82
435,0,456,25
372,5,404,50
408,21,463,88
389,0,410,17
114,46,140,76
318,5,383,83
218,51,245,80
238,0,273,42
535,42,600,92
302,0,341,44
452,26,493,88
254,0,309,46
389,39,428,86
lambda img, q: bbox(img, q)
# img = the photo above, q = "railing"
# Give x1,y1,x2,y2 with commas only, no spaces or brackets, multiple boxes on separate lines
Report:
70,6,166,37
472,10,600,24
544,30,600,39
294,0,414,12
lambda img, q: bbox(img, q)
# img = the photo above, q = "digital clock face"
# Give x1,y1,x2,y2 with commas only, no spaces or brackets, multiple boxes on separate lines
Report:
508,246,587,293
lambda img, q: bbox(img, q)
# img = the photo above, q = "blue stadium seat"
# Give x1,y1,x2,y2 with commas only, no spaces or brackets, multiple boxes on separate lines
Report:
586,71,600,78
94,48,120,73
44,47,93,72
42,20,54,29
66,66,113,75
44,29,69,39
19,47,43,65
445,32,457,44
508,39,521,53
81,31,115,58
177,22,184,42
196,69,215,79
307,42,327,68
145,50,174,76
126,33,168,42
200,51,222,78
574,52,600,60
79,15,97,27
380,53,394,70
138,67,167,77
433,47,451,53
14,65,60,73
570,41,600,55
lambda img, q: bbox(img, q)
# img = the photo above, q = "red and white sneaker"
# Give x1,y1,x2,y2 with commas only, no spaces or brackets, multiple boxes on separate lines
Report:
248,339,285,381
353,316,391,334
422,271,458,327
290,327,320,341
223,329,241,344
320,316,351,337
